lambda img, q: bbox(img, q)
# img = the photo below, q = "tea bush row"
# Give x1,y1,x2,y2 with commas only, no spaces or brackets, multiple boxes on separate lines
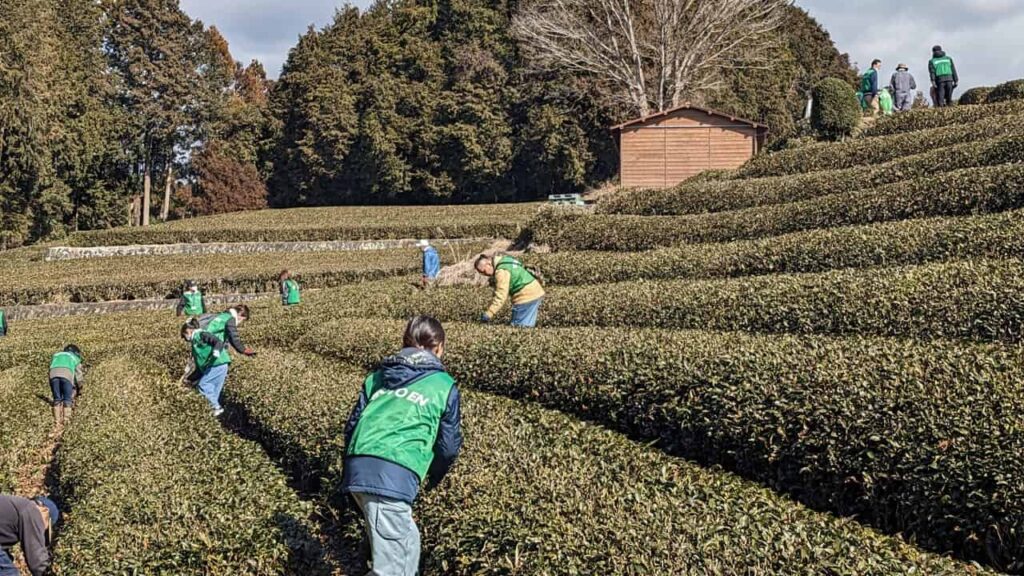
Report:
0,365,53,493
226,348,985,575
51,357,338,575
270,318,1022,570
861,99,1024,137
529,210,1024,284
530,164,1024,251
599,134,1024,216
736,111,1023,178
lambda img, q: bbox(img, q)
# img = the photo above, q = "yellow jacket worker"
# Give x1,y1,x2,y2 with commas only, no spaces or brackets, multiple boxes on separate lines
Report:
474,254,545,328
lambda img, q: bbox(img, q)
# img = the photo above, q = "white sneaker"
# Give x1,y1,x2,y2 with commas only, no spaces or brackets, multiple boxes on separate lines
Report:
212,407,225,417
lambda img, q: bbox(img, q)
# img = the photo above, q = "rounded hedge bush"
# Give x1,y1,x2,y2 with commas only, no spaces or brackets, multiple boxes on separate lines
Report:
959,86,994,105
986,79,1024,103
811,78,861,140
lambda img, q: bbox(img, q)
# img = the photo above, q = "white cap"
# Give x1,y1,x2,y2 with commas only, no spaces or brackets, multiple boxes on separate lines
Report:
416,239,430,248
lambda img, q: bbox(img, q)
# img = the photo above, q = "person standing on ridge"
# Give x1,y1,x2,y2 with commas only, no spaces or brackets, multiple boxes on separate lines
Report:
889,63,918,112
861,59,882,116
49,345,84,424
417,240,440,287
181,319,230,416
342,316,462,576
475,253,545,328
0,495,59,576
929,45,959,107
175,280,206,317
279,270,301,307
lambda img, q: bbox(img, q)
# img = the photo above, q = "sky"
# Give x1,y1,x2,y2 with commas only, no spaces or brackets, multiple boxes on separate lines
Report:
180,0,1024,90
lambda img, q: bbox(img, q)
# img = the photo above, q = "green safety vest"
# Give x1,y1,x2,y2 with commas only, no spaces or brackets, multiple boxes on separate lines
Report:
50,351,82,375
191,329,229,370
183,291,204,316
879,90,894,114
495,256,537,296
205,312,232,341
0,309,5,335
861,68,877,93
283,279,301,305
347,371,455,480
930,56,953,78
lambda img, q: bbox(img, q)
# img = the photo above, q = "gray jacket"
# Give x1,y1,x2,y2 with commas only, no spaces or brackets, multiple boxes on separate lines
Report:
890,70,917,94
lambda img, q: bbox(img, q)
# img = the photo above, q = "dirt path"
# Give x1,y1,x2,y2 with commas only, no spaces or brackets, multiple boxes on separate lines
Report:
13,417,64,573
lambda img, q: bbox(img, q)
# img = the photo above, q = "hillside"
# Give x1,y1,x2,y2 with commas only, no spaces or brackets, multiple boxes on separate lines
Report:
2,99,1024,574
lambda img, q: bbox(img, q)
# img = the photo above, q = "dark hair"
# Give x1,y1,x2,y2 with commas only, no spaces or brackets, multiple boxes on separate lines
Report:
233,304,251,320
279,270,290,281
474,254,491,270
180,318,200,339
871,59,882,66
403,316,445,349
64,344,81,357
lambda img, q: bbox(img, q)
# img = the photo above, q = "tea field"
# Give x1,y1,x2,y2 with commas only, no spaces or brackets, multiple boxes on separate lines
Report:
2,100,1023,575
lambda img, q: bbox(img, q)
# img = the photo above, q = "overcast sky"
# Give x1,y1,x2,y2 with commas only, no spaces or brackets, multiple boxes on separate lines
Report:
180,0,1023,90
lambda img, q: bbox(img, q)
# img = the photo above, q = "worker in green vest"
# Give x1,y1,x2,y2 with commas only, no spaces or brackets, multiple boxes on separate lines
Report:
49,345,84,424
279,270,301,306
175,280,206,317
860,59,882,116
0,309,7,337
342,316,462,576
181,319,230,416
929,45,959,107
475,253,545,328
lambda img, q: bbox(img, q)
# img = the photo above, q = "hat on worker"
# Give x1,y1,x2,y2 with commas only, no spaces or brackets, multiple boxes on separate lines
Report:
897,63,908,70
416,239,430,248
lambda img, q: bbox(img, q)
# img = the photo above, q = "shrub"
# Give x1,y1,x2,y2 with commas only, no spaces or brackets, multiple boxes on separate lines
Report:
986,79,1024,104
598,134,1024,216
738,111,1023,178
226,348,985,574
272,318,1022,570
529,209,1024,285
811,78,861,139
52,357,337,575
0,365,52,493
959,87,994,105
862,99,1024,137
531,164,1024,251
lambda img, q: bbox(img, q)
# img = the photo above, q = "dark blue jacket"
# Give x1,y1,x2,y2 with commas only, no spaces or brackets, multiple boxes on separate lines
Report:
341,348,462,503
423,247,441,279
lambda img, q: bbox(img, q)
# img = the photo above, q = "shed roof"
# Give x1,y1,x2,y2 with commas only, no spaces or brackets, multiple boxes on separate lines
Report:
611,104,769,131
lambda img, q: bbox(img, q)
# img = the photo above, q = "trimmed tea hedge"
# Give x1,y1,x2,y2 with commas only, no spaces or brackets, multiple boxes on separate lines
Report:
987,80,1024,104
0,365,53,493
861,99,1024,137
52,357,338,575
228,348,985,574
0,244,488,306
66,204,538,247
959,87,994,105
599,134,1024,216
531,164,1024,251
529,210,1024,284
737,111,1023,178
276,318,1023,570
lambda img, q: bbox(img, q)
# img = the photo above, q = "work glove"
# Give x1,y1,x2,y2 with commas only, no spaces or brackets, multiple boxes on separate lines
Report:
242,348,258,357
480,313,492,323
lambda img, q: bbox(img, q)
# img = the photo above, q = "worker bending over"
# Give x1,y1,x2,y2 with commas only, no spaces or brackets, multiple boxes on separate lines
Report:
0,495,58,576
181,319,230,416
279,270,301,306
475,254,545,328
342,316,462,576
49,345,84,424
176,280,206,317
417,240,440,286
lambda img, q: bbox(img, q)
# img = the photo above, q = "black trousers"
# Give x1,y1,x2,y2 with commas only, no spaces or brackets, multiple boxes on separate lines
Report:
935,80,956,107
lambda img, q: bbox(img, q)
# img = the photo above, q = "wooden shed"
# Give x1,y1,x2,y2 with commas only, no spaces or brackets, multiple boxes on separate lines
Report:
612,105,768,188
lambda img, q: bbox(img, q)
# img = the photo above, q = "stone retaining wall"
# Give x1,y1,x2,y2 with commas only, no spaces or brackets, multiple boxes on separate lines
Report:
5,293,271,321
45,238,488,261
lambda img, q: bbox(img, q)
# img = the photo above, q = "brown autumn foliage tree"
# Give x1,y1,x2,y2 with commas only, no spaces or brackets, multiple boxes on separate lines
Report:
186,144,268,216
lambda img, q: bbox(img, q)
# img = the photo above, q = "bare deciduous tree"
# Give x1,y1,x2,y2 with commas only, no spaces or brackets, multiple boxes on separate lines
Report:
512,0,790,116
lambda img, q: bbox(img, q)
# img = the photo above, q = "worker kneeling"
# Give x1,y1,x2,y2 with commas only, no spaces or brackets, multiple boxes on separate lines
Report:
0,494,58,576
341,316,462,576
474,254,545,328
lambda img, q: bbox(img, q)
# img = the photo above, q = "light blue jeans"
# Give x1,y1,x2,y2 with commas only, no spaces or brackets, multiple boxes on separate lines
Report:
0,548,18,576
197,364,228,411
352,492,420,576
511,297,543,328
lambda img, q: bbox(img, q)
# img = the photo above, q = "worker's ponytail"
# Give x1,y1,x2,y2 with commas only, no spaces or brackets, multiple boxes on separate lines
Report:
402,315,445,350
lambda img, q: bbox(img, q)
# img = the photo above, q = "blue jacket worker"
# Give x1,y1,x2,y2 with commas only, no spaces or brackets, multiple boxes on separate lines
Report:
49,345,84,424
418,239,440,285
0,495,58,576
342,315,462,576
